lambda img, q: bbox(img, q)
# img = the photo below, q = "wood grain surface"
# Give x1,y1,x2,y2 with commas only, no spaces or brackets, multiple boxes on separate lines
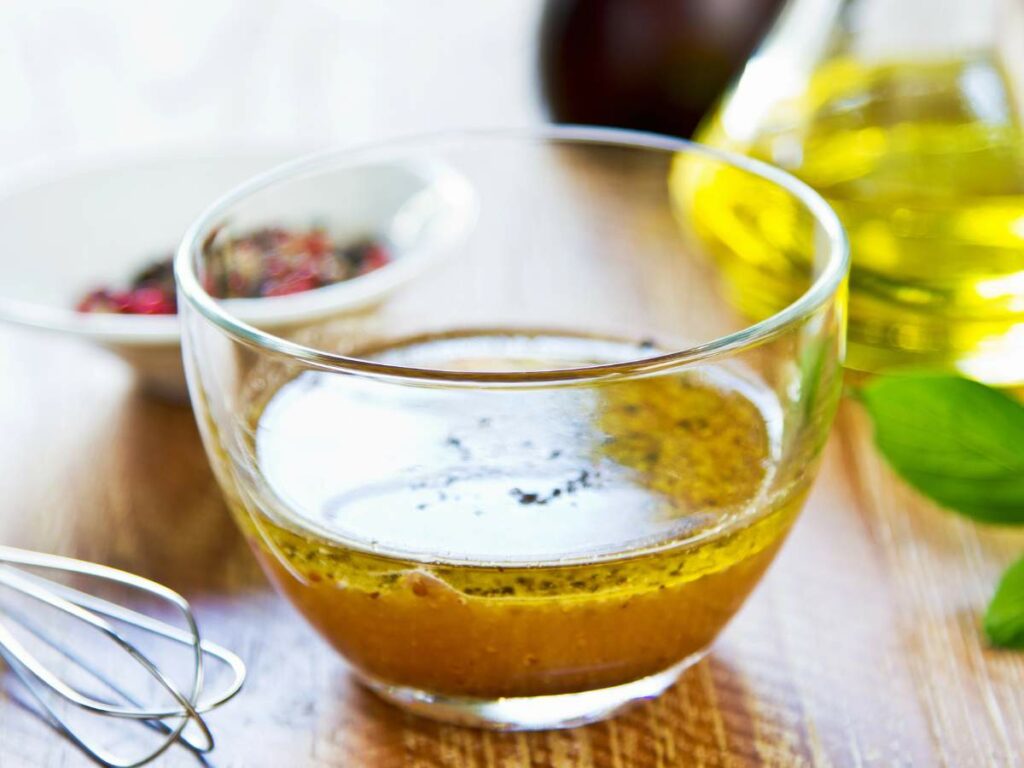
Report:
1,324,1022,768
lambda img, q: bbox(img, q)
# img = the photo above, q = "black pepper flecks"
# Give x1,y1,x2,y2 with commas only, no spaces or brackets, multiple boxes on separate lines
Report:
444,435,472,461
509,469,601,506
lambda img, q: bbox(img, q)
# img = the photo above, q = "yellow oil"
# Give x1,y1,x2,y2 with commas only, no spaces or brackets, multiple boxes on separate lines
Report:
215,331,812,697
692,54,1024,382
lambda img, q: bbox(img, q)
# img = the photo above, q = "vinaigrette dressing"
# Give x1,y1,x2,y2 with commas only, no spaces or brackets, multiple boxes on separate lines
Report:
221,332,808,697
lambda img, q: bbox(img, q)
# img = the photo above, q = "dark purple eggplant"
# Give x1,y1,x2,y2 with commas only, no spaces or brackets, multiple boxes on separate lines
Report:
539,0,782,138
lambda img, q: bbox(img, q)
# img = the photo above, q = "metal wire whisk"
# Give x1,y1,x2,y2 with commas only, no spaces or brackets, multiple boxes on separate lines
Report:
0,545,246,767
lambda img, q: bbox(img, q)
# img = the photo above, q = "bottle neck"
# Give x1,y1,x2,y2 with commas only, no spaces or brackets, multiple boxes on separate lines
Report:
714,0,1019,141
766,0,999,64
844,0,998,60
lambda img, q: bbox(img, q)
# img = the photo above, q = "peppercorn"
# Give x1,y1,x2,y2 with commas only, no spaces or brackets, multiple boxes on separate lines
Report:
76,227,392,315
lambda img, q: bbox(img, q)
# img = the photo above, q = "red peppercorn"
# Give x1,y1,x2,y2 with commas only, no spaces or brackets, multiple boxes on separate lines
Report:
303,230,331,257
262,272,320,297
76,289,118,313
126,286,176,315
77,228,392,315
358,244,390,275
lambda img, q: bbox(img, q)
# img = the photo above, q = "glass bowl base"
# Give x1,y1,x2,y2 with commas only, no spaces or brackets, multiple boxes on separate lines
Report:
358,652,706,731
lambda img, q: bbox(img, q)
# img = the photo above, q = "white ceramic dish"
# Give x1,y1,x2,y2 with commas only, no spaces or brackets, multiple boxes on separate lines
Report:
0,147,476,398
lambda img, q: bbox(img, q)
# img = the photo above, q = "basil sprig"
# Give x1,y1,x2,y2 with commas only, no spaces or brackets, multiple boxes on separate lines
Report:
860,373,1024,649
986,555,1024,649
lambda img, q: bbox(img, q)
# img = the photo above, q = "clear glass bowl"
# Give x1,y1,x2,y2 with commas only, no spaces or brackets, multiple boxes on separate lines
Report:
175,127,848,730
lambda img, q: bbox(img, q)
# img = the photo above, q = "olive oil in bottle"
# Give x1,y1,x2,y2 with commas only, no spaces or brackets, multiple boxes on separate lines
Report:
692,15,1024,382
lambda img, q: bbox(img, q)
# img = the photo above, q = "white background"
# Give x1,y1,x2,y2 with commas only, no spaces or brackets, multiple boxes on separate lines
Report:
0,0,546,176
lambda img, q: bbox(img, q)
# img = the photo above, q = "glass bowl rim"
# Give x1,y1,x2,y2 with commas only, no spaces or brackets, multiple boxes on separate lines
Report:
174,125,848,386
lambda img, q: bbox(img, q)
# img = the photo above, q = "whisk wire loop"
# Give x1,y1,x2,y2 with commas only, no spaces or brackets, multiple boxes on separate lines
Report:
0,545,245,767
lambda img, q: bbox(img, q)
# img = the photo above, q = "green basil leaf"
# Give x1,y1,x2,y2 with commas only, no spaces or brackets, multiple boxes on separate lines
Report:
859,374,1024,524
985,555,1024,649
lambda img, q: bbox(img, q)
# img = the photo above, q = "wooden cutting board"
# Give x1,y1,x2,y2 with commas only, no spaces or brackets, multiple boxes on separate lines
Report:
1,327,1021,767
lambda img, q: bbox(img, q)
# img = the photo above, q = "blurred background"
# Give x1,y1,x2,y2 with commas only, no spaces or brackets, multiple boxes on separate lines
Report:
0,0,548,170
0,0,777,171
2,0,1022,385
